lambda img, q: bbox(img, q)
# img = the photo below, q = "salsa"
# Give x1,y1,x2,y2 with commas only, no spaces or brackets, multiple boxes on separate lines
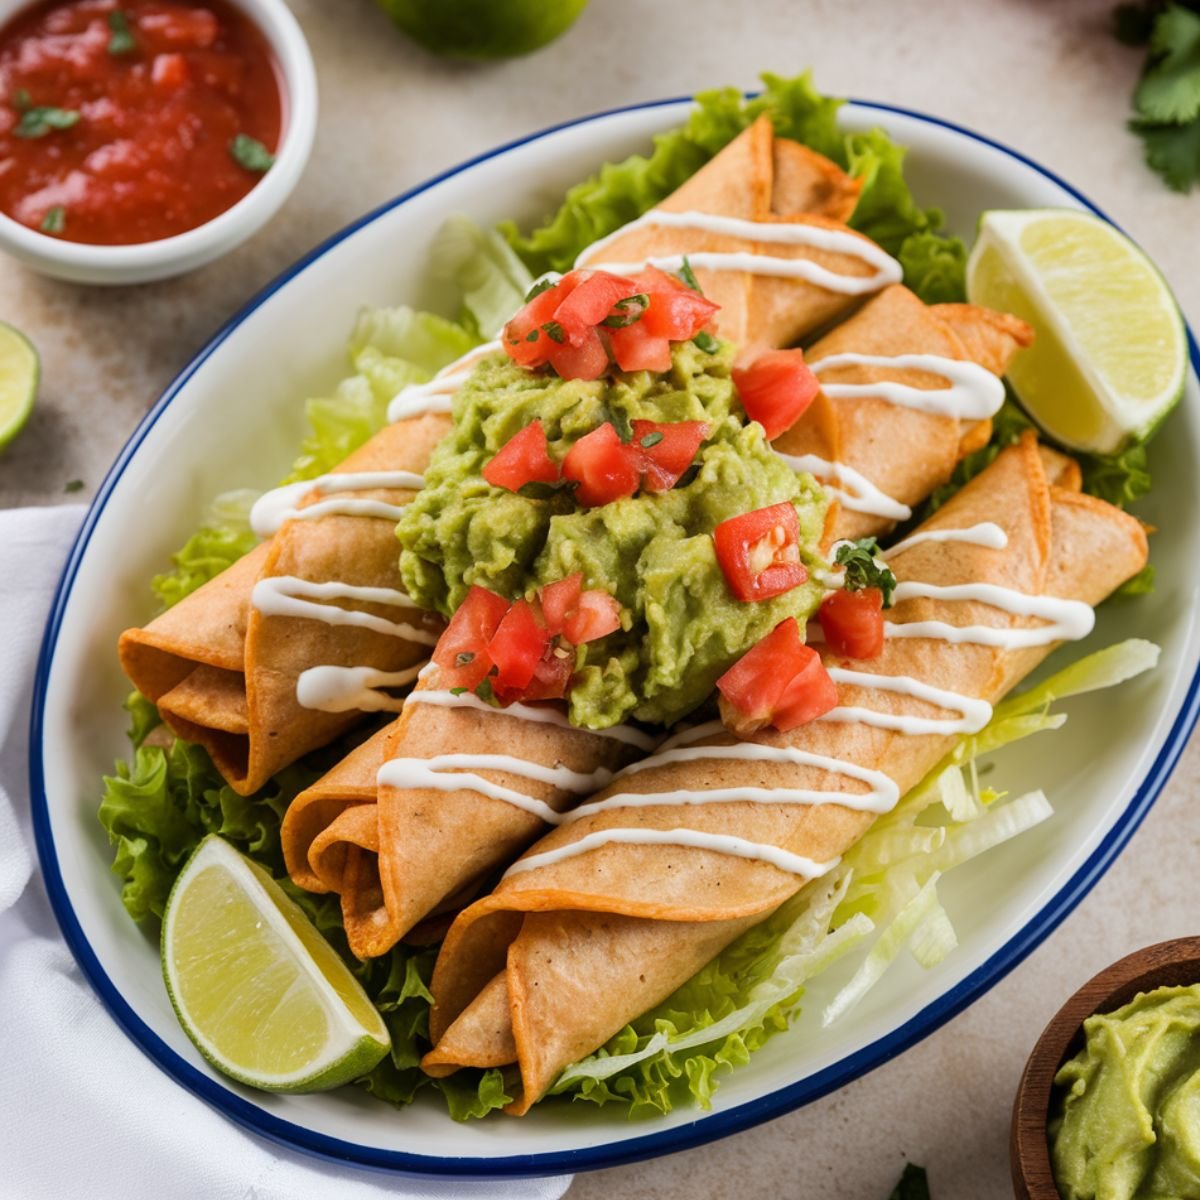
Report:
0,0,283,245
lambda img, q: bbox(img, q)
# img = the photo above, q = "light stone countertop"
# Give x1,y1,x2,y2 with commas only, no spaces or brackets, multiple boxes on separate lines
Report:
4,1,1198,1196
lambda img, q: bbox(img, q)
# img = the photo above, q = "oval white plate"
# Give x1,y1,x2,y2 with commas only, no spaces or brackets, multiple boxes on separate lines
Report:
31,97,1200,1178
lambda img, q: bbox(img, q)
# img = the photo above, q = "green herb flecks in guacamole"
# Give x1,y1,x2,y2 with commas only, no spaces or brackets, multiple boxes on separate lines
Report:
396,340,828,730
1050,984,1200,1200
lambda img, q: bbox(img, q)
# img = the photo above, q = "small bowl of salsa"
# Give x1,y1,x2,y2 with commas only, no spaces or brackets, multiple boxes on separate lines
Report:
0,0,316,283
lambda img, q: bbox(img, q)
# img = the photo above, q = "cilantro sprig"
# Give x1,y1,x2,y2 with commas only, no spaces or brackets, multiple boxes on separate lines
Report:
834,537,897,607
107,10,137,56
14,104,80,139
229,133,275,173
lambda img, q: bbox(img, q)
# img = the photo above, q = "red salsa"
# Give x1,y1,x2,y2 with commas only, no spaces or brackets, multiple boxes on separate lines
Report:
0,0,283,244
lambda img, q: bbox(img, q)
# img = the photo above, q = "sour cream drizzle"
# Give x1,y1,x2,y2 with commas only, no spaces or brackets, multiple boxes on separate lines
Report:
775,450,912,521
386,340,503,423
578,210,903,296
881,522,1009,558
822,667,993,736
810,353,1005,421
251,577,438,645
249,470,427,537
296,663,426,714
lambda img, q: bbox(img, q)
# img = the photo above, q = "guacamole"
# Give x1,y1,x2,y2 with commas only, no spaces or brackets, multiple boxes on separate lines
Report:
395,340,828,729
1050,985,1200,1200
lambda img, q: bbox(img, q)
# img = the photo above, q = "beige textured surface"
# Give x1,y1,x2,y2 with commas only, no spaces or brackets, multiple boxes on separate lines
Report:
2,0,1198,1195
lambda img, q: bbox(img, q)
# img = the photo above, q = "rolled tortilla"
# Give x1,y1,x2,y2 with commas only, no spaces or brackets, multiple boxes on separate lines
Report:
118,414,448,795
421,433,1148,1112
281,672,654,960
577,116,889,352
773,284,1034,542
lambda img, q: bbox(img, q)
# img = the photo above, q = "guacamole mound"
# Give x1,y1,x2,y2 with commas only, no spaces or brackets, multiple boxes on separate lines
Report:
396,341,828,729
1050,984,1200,1200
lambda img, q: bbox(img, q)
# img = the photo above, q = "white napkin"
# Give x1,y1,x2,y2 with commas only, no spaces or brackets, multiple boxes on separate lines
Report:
0,504,571,1200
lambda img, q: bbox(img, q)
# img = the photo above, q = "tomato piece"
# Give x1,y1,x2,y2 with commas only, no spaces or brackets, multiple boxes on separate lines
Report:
545,325,610,381
520,647,575,701
561,423,641,507
540,574,583,637
716,617,837,734
713,502,808,602
607,321,673,373
151,53,190,89
554,271,643,336
733,349,821,440
432,586,511,690
818,587,885,659
562,589,622,644
640,288,719,340
631,419,708,492
503,273,585,369
482,421,560,492
486,599,549,693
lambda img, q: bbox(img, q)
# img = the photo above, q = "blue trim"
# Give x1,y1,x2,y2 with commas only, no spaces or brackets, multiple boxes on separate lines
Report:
28,96,1200,1180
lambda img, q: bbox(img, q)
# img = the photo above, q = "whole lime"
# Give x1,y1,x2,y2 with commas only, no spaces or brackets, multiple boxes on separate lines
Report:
376,0,589,60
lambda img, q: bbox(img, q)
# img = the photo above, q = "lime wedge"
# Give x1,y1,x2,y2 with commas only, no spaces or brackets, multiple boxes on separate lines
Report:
966,208,1187,454
162,835,389,1092
0,322,39,452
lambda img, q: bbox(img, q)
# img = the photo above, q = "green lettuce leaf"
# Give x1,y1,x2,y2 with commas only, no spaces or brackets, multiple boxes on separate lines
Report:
431,214,534,339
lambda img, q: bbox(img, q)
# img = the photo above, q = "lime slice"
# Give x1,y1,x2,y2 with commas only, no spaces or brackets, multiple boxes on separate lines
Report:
0,322,39,452
162,835,390,1092
376,0,588,60
966,208,1187,454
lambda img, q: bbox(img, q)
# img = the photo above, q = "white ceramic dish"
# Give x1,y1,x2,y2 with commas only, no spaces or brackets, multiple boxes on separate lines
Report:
30,98,1200,1178
0,0,317,285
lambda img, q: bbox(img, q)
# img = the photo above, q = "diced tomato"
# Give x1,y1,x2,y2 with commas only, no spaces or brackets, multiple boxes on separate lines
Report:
554,271,643,334
632,419,708,492
733,349,821,440
713,502,808,603
486,600,549,694
607,321,673,373
631,268,720,340
545,325,609,381
502,274,583,369
482,421,560,492
432,586,511,690
151,53,190,89
716,617,838,734
520,646,575,700
818,587,885,659
562,590,622,644
540,574,583,637
561,423,641,507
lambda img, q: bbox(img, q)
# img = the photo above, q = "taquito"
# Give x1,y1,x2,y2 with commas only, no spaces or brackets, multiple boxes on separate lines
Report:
421,433,1148,1112
576,116,895,351
774,284,1034,542
119,414,448,795
281,671,653,959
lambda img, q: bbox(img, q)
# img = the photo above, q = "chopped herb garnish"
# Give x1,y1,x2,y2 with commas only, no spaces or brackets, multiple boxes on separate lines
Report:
601,293,649,328
107,10,136,55
64,479,84,493
524,277,557,302
15,106,80,139
541,320,566,344
41,205,66,234
609,408,634,443
449,686,467,696
455,651,476,667
677,256,702,293
12,88,31,111
835,537,897,607
692,330,719,353
524,329,539,343
639,431,664,449
229,133,275,173
474,677,497,704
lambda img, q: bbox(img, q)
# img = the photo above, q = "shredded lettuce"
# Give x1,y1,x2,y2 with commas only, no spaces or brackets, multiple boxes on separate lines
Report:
431,214,534,340
502,71,964,303
553,639,1159,1114
98,693,509,1120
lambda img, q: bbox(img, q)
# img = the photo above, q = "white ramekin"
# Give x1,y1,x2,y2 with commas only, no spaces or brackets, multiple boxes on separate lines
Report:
0,0,317,285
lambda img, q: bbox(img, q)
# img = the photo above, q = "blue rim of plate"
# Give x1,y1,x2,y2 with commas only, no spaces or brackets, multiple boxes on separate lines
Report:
29,95,1200,1180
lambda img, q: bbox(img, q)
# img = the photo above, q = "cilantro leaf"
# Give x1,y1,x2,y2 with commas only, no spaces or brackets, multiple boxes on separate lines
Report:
229,133,275,173
107,10,137,56
601,293,648,328
835,537,897,607
15,106,79,139
1134,4,1200,123
524,277,556,303
1133,113,1200,190
41,205,66,234
677,257,702,293
540,320,566,344
692,330,719,353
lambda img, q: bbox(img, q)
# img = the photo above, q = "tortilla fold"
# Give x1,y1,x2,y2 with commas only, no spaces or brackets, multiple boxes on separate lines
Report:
421,433,1148,1112
118,414,448,795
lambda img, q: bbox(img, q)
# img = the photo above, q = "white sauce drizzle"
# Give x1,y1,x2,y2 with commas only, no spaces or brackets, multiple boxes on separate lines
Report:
775,450,912,521
504,827,840,880
578,209,902,296
386,340,503,424
249,470,426,537
295,663,426,714
822,667,993,736
881,522,1009,559
810,353,1005,420
251,577,438,645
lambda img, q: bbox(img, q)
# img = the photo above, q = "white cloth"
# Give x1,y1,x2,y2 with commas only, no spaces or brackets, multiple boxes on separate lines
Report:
0,505,570,1200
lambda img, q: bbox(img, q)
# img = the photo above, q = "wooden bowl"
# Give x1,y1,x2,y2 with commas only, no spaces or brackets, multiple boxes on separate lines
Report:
1010,936,1200,1198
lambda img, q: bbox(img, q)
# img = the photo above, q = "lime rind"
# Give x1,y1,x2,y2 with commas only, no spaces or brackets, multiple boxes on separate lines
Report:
0,322,40,452
161,835,389,1093
966,208,1186,455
